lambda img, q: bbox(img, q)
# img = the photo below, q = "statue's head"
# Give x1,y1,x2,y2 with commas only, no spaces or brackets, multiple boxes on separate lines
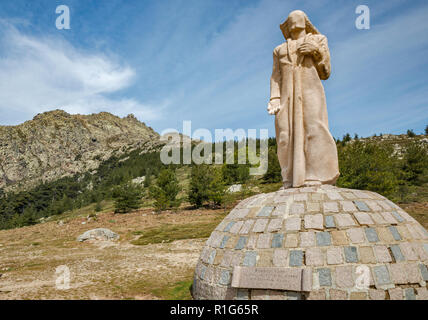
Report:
280,10,320,40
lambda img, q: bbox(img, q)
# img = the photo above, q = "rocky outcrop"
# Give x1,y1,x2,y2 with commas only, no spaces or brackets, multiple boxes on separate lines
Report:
0,110,161,191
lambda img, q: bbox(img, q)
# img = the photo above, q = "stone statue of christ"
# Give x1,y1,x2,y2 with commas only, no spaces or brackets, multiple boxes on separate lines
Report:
268,10,340,188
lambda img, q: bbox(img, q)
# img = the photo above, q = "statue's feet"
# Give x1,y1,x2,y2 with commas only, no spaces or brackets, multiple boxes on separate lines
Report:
280,182,293,190
304,180,322,187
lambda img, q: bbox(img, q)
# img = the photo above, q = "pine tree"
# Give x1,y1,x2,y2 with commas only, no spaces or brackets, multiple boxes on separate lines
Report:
114,183,142,214
149,168,181,211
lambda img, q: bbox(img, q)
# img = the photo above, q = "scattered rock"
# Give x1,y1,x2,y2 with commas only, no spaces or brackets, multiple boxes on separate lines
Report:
77,228,120,242
132,176,146,185
227,184,242,193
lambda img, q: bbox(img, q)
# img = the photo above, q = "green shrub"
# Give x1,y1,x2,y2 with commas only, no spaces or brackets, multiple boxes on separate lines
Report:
113,183,142,213
149,169,181,211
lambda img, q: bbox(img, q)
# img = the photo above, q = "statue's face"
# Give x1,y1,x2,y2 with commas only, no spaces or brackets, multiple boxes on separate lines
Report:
288,11,306,32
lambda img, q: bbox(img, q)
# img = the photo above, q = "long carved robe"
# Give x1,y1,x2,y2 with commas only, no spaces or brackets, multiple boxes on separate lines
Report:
270,33,339,187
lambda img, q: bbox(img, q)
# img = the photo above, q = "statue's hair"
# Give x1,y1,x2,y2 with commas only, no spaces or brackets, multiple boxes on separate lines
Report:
280,10,320,40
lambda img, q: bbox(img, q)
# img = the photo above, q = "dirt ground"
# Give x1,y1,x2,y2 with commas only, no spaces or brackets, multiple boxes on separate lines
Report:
0,202,426,300
0,208,225,300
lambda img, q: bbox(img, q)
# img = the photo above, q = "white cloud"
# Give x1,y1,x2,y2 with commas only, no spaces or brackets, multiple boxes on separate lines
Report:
0,22,159,125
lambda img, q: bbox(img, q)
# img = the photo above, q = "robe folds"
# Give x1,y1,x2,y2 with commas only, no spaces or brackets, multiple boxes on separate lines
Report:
270,33,339,187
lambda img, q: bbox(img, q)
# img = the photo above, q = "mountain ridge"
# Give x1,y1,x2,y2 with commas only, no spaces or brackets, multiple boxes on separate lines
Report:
0,109,161,191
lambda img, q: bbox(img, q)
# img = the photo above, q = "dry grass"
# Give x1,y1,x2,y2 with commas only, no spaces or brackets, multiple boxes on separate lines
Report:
0,207,225,300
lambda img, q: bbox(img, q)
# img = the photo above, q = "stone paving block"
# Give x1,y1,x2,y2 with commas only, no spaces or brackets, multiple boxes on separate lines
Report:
239,219,255,235
365,200,382,211
220,251,234,267
272,205,286,216
242,251,257,267
290,203,305,215
246,235,257,249
405,263,422,283
391,211,405,223
229,221,244,234
311,192,324,201
380,212,398,224
323,202,339,213
407,224,423,240
335,266,354,288
374,245,392,263
354,201,370,212
256,233,271,249
256,251,272,267
307,290,326,300
388,288,403,300
306,247,324,266
327,247,343,265
373,265,391,287
284,233,299,248
289,250,304,267
329,289,348,300
359,246,376,264
219,270,231,285
404,288,416,300
224,221,236,232
390,244,405,262
347,228,366,244
267,290,287,300
399,242,418,261
377,200,392,210
419,263,428,281
235,236,248,250
252,219,268,233
353,212,374,225
251,289,267,300
304,214,324,230
271,233,284,248
377,227,394,243
326,191,343,200
208,249,217,264
365,228,379,243
342,192,357,200
316,231,332,246
396,225,412,240
389,263,407,284
286,292,303,300
340,201,358,212
369,289,386,300
231,251,243,267
416,288,428,300
325,215,335,228
335,214,356,228
272,249,288,267
344,246,358,263
285,217,301,231
331,230,348,246
294,193,308,201
300,232,315,247
350,292,368,300
371,213,388,225
267,219,282,232
412,243,428,261
236,289,250,300
257,206,274,217
388,226,402,241
318,268,332,286
353,190,372,199
307,202,320,212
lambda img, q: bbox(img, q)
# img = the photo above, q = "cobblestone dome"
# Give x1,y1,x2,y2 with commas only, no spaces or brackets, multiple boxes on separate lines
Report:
192,185,428,300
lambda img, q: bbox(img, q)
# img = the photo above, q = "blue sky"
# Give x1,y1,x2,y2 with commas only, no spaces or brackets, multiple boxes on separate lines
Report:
0,0,427,139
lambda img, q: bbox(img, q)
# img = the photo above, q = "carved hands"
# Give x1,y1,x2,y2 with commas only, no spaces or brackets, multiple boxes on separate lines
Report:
267,98,281,115
298,42,321,61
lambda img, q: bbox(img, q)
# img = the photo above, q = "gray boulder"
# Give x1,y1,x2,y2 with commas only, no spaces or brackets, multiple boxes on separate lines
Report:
77,228,119,242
